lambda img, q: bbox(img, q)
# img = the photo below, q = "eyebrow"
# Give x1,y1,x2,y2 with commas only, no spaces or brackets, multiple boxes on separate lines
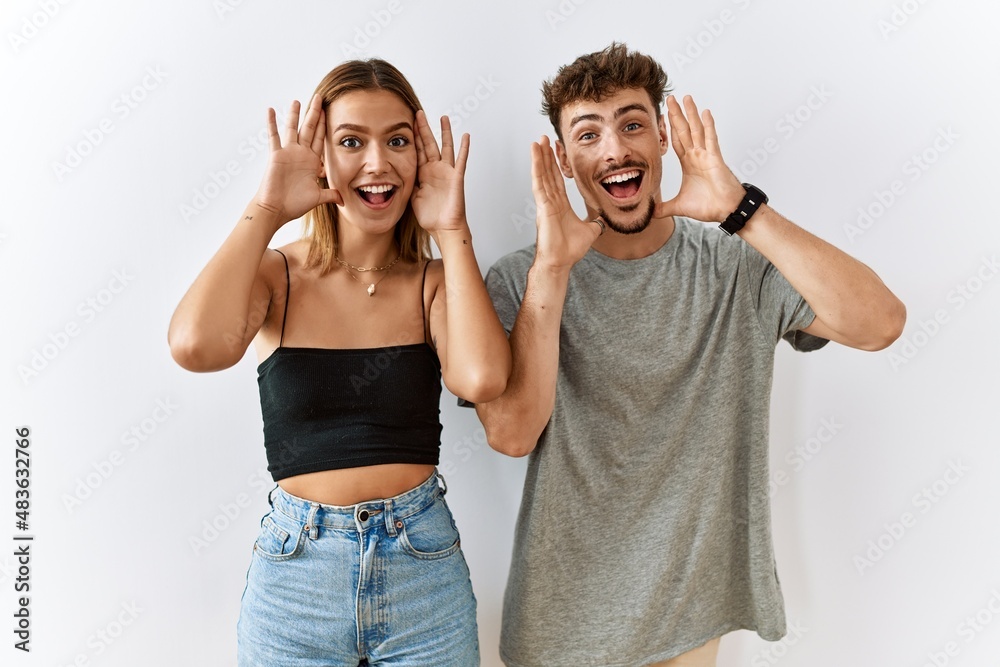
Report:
568,103,653,131
332,121,413,134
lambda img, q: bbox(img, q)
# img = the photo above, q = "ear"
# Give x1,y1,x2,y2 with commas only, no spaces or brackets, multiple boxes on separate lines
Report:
658,113,669,156
555,140,574,179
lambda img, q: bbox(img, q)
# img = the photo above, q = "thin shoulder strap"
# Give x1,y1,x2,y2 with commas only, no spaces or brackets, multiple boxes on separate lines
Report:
421,260,432,344
273,249,290,348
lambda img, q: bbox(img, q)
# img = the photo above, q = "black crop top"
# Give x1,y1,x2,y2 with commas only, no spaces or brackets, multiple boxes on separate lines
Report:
257,249,442,481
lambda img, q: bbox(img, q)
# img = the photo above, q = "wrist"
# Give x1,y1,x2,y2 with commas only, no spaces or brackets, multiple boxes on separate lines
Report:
431,224,473,250
245,200,287,233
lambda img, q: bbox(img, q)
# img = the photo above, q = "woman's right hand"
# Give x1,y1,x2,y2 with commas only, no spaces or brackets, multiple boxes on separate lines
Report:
252,94,344,226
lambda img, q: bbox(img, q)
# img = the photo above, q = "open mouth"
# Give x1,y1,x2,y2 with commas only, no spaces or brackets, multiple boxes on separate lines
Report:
356,184,397,208
600,170,643,201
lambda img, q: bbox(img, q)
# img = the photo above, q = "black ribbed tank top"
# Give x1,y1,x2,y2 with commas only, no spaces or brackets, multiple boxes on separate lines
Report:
257,249,442,481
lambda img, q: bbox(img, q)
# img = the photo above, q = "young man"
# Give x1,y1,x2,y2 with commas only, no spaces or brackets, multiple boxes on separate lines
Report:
475,44,905,667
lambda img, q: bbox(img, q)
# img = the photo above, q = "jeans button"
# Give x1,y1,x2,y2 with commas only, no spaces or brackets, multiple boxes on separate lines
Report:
358,510,369,522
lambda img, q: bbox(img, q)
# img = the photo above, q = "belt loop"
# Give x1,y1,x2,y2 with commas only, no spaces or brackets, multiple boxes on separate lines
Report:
436,471,448,496
384,499,397,536
305,503,320,540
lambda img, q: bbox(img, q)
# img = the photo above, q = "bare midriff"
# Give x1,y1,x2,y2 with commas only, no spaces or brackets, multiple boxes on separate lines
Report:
277,463,437,506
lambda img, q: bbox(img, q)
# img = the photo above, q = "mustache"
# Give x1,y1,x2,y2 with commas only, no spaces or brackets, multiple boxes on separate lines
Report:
595,160,648,182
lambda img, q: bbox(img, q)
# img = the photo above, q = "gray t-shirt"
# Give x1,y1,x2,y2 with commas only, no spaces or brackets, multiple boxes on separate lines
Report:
486,217,827,667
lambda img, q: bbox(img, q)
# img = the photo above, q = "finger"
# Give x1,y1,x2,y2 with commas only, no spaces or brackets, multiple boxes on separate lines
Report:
683,95,705,148
666,95,689,157
530,142,549,206
538,136,561,203
319,187,344,208
299,94,322,146
311,108,327,155
702,108,721,155
541,136,569,202
415,109,441,162
439,115,455,166
413,110,430,168
285,100,301,145
267,107,280,152
455,132,470,176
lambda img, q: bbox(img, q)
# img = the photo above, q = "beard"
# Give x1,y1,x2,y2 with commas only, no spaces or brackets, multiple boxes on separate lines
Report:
598,197,656,235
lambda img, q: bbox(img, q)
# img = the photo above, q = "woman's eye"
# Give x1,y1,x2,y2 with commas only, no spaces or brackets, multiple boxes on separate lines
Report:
340,137,361,149
388,136,409,148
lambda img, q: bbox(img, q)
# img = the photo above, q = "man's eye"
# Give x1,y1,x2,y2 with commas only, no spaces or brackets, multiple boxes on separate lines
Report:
625,122,641,131
340,137,361,148
579,132,596,141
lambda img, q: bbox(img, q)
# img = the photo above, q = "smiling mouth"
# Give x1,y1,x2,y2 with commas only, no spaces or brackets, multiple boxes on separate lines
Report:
600,170,643,200
356,184,397,207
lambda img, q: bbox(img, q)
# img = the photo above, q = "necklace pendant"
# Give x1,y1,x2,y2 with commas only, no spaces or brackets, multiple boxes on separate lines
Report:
367,283,376,297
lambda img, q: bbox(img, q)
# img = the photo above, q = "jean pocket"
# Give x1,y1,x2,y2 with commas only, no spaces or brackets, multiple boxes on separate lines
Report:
253,514,304,562
397,500,462,560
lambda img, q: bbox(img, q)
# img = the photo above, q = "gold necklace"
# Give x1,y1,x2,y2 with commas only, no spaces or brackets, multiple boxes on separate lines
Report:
335,249,402,297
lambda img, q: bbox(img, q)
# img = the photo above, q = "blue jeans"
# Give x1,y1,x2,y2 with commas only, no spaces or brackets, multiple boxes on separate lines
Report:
237,471,479,666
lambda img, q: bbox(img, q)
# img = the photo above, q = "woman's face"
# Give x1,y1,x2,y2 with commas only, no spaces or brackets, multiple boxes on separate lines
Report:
322,89,417,235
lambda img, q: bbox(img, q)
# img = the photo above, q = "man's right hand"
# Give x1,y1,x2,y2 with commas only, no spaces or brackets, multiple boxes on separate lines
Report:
530,136,602,271
253,94,344,227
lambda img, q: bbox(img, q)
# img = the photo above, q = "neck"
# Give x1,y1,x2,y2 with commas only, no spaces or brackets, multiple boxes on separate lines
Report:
335,221,400,268
588,208,675,260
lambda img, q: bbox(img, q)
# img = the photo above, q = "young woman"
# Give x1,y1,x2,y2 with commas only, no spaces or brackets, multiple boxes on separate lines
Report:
168,59,510,666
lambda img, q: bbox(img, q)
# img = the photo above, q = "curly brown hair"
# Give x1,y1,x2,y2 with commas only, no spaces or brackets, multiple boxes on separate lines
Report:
541,42,672,140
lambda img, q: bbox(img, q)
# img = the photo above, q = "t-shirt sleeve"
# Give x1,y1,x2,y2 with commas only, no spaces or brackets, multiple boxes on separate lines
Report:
741,241,829,352
485,259,526,336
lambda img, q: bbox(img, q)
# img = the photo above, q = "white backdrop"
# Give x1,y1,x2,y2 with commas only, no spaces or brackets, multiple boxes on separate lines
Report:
4,1,1000,665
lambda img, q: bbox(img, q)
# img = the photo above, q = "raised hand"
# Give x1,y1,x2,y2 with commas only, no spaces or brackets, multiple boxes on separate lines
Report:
253,94,343,225
410,110,470,232
531,136,603,270
655,95,746,224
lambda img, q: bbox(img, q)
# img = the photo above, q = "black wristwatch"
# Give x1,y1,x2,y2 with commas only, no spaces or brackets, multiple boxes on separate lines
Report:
719,183,768,236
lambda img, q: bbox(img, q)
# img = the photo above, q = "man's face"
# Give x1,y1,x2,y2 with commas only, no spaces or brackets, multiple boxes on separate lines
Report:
555,88,668,234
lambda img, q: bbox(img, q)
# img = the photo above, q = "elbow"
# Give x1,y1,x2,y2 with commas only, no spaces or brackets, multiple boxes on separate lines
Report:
858,297,907,352
476,406,540,458
486,430,537,458
450,367,510,405
167,326,234,373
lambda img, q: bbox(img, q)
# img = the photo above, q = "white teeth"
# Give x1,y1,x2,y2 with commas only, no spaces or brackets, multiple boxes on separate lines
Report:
358,184,394,194
601,170,641,184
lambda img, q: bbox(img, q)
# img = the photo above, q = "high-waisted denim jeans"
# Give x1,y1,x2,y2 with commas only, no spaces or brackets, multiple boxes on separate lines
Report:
237,471,479,666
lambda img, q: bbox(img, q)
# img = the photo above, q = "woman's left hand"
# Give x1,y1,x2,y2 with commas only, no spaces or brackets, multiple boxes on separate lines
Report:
410,110,470,232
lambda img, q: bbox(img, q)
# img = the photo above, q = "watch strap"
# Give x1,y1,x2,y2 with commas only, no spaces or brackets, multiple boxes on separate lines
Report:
719,183,768,236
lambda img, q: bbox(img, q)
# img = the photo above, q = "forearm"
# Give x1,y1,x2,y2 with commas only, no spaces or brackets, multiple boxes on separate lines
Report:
168,200,283,370
476,263,569,457
737,204,906,349
433,226,512,401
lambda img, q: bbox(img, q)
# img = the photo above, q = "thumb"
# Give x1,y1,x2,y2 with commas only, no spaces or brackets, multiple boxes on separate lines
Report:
653,198,677,220
318,187,344,207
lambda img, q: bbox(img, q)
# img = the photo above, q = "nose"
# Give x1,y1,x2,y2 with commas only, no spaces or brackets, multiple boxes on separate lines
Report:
363,143,390,175
601,133,630,165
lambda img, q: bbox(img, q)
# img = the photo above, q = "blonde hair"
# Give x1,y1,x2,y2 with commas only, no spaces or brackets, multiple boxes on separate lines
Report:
303,59,431,274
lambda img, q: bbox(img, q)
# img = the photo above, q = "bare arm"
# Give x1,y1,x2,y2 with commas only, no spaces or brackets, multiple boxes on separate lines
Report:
475,137,602,457
411,112,512,403
168,95,343,371
657,95,905,350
